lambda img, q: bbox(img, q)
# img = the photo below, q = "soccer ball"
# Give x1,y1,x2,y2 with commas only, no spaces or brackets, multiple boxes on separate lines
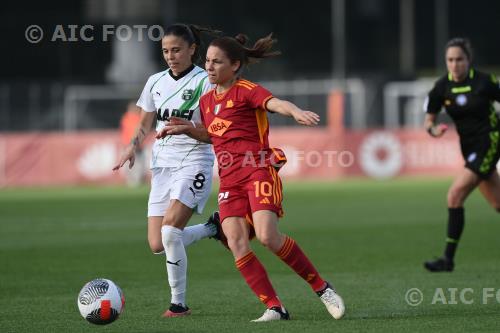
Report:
77,278,125,325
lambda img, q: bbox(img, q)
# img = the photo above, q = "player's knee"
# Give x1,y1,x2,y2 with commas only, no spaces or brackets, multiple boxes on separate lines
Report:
447,188,465,207
161,225,182,246
256,234,281,252
491,198,500,212
227,237,245,250
148,234,164,254
256,234,271,248
149,244,163,254
149,243,164,254
226,235,249,256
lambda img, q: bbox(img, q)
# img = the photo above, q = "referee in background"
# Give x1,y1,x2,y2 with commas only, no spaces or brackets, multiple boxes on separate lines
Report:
423,38,500,272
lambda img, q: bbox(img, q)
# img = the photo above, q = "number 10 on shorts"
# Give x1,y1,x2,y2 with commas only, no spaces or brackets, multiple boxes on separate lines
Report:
253,181,272,197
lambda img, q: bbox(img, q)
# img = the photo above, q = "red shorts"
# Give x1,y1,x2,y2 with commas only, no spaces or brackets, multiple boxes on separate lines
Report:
218,166,284,223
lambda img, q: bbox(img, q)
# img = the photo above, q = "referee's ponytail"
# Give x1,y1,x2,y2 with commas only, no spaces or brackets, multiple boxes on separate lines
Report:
163,24,221,64
446,37,473,63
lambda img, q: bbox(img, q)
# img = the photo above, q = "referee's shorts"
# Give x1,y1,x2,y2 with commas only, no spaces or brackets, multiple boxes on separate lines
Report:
462,131,500,179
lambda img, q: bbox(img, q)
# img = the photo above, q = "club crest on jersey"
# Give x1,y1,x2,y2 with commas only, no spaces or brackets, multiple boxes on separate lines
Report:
456,94,467,106
214,104,222,115
226,100,234,108
182,89,194,101
208,117,232,136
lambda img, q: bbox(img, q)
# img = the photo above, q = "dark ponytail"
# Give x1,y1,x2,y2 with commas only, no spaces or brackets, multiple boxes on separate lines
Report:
164,23,221,63
234,34,248,45
210,33,281,73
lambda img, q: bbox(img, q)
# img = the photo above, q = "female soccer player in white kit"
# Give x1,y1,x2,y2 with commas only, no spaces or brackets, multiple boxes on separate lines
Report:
113,24,220,317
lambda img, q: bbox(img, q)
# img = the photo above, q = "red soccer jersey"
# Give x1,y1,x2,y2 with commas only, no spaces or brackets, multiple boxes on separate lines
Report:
199,79,275,184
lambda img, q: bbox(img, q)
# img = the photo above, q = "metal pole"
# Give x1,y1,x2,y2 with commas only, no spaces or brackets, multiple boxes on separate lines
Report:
400,0,415,76
332,0,346,79
435,0,449,71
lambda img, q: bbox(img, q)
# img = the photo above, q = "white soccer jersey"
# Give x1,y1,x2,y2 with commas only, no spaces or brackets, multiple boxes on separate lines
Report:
137,65,214,168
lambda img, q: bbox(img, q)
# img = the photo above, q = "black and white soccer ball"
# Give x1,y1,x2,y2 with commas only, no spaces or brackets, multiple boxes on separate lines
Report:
77,278,125,325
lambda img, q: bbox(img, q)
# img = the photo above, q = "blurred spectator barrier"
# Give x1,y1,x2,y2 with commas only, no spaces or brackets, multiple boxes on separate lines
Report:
0,128,472,187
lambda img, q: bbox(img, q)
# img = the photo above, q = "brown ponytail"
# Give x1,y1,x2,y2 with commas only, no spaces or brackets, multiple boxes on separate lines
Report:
210,33,281,72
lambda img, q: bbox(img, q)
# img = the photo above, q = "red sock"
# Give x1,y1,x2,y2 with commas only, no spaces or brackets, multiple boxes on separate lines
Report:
276,236,326,292
235,251,281,308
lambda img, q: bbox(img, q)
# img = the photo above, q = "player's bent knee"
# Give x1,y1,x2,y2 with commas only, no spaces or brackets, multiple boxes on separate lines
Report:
148,237,164,254
162,226,181,245
492,197,500,213
447,189,465,208
227,237,246,250
150,246,164,254
226,236,250,256
148,239,164,254
256,235,281,252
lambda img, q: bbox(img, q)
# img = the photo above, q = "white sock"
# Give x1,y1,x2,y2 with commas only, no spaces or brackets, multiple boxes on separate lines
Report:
182,223,216,247
161,225,187,306
152,224,214,256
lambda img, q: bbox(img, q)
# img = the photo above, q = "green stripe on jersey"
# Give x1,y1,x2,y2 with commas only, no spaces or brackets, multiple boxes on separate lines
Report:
158,70,205,110
179,76,207,111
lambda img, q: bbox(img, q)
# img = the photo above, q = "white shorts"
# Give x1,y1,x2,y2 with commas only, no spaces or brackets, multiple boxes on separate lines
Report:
147,164,213,217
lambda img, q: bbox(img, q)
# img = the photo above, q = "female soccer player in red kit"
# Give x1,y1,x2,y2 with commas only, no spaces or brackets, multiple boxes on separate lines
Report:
157,33,345,322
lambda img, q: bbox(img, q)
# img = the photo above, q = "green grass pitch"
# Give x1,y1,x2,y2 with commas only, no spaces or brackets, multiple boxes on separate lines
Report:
0,178,499,332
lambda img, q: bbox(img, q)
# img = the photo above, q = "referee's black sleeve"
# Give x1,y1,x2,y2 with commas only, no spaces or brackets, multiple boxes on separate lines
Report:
425,80,445,114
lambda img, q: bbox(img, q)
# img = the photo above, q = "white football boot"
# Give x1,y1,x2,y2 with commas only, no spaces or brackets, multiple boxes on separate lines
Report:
317,282,345,319
251,306,290,322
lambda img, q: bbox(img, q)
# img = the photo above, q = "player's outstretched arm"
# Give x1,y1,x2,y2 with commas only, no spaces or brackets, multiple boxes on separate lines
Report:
156,117,212,143
424,113,448,138
266,97,320,126
112,110,155,170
